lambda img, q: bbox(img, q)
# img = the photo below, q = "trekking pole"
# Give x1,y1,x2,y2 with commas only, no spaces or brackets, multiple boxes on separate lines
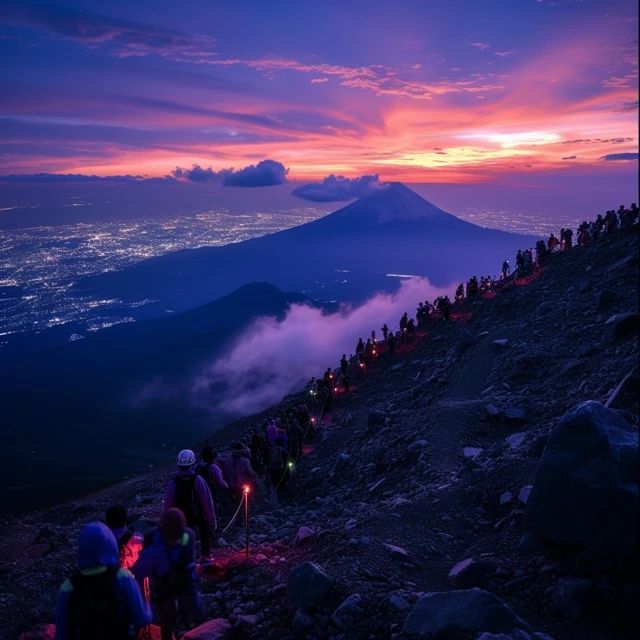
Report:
243,485,250,559
143,577,151,640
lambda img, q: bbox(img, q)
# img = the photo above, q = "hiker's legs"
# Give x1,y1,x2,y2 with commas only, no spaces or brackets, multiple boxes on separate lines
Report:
177,586,203,626
157,597,178,640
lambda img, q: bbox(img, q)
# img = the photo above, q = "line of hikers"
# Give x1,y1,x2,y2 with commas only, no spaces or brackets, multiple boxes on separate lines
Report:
54,201,639,640
501,202,640,282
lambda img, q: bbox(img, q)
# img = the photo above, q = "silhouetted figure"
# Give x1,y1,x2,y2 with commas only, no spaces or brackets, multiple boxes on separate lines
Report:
381,324,389,340
455,284,465,303
548,233,559,252
501,260,510,280
387,332,396,355
355,338,364,356
340,354,348,376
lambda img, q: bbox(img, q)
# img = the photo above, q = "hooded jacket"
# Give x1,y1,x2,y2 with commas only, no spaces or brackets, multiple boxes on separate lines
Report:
55,522,151,640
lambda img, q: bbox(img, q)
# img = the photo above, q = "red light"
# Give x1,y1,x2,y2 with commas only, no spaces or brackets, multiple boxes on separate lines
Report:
243,485,250,494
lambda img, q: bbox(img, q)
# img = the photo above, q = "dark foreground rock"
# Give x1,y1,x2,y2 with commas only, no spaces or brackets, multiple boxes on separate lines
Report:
402,588,530,635
525,401,638,565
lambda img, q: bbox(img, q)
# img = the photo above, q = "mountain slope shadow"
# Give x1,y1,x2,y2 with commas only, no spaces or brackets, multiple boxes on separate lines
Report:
0,282,318,514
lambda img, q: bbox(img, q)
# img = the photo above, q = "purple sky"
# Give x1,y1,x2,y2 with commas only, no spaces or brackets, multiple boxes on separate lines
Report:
0,0,637,211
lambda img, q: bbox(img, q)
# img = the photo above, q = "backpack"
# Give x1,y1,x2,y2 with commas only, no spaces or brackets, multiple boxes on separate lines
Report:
172,475,201,526
195,462,218,504
68,568,130,640
153,535,193,599
269,445,285,470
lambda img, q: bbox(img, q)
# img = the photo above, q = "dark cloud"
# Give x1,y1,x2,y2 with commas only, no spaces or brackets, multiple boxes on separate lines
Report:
291,174,383,202
561,155,577,160
0,2,214,59
171,160,289,187
601,152,639,161
171,165,217,182
222,160,289,187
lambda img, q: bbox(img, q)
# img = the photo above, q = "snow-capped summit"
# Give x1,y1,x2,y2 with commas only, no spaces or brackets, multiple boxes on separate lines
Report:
329,182,457,225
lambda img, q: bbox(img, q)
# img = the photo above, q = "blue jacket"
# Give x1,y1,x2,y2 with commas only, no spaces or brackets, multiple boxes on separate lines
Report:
132,527,197,594
55,522,151,640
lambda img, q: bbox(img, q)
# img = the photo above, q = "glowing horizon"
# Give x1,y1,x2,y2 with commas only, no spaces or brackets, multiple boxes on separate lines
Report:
0,0,637,184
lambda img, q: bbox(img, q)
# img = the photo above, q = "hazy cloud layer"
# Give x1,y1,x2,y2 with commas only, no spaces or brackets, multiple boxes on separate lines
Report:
292,174,383,202
190,278,453,416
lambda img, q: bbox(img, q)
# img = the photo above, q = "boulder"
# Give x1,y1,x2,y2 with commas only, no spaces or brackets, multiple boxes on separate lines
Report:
553,577,594,619
287,562,333,609
499,491,513,506
463,447,483,459
486,403,501,419
448,558,492,588
182,619,231,640
402,588,530,635
292,609,314,637
518,486,532,505
388,594,410,611
525,401,638,563
291,526,315,547
331,593,363,628
504,407,526,423
493,339,509,348
602,312,639,343
506,433,526,450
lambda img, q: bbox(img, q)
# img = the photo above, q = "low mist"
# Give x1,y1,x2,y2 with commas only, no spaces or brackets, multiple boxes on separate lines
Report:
191,278,454,416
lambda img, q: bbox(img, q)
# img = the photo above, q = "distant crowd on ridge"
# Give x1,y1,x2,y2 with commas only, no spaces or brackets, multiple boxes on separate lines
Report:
55,202,638,640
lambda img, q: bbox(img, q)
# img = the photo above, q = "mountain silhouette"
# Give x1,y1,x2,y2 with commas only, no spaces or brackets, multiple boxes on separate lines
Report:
77,182,537,316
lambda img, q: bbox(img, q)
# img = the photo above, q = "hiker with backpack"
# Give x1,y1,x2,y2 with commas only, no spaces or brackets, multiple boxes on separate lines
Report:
105,504,144,571
268,435,289,501
55,522,151,640
220,441,258,498
164,449,216,562
133,509,202,640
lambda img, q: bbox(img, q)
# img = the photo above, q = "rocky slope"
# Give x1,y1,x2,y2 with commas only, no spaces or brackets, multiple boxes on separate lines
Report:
1,229,638,640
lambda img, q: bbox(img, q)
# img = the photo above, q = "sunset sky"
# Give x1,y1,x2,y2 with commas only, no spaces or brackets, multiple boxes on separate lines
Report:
0,0,638,184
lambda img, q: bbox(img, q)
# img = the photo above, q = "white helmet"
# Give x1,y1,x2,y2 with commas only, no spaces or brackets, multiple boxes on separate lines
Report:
176,449,195,467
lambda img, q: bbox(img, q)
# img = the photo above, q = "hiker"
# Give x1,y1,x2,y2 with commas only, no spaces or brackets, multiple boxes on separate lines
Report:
364,339,374,365
501,260,510,280
133,509,202,640
55,522,151,640
196,446,228,512
387,331,397,355
381,323,389,340
164,450,216,561
340,354,348,377
548,233,559,252
341,373,351,394
268,436,289,500
221,442,258,498
249,431,266,475
454,284,465,304
407,318,416,338
399,312,409,332
355,338,365,356
105,505,144,571
437,296,451,321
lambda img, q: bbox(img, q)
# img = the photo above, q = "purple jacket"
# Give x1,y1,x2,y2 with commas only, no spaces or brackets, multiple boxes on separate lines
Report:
221,454,257,490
